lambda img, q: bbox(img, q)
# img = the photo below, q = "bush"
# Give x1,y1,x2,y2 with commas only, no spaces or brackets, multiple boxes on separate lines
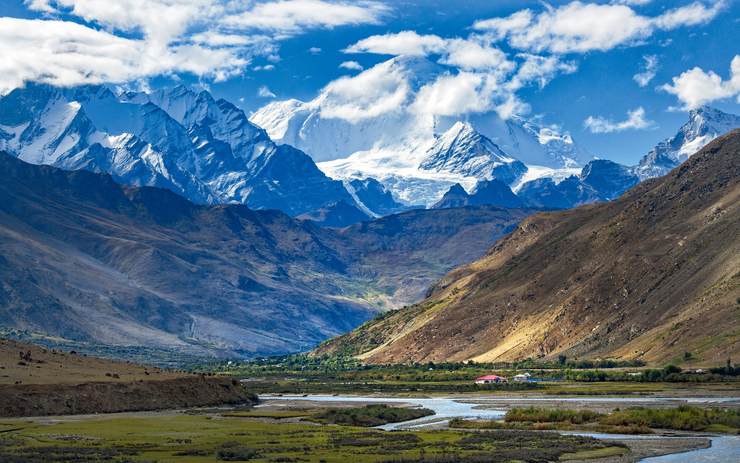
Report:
217,442,260,461
313,404,434,427
505,407,603,425
600,406,740,432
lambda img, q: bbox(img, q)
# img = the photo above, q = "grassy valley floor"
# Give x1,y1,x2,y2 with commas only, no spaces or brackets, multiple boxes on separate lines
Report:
0,409,628,463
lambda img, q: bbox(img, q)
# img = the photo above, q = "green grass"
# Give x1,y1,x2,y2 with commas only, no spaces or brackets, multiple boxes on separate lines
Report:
311,405,434,427
0,412,622,462
559,446,629,461
505,407,602,425
601,406,740,432
451,405,740,435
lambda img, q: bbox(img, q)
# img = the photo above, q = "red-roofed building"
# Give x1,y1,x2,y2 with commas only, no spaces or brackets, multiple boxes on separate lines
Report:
475,375,507,384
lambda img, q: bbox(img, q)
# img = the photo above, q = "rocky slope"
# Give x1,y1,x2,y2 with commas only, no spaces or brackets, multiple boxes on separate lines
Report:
317,130,740,366
0,152,534,358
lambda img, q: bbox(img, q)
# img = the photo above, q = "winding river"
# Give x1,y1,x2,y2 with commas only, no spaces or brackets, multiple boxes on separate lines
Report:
260,394,740,462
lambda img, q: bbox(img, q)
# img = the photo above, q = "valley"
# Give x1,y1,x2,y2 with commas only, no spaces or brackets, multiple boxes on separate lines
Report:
0,150,535,359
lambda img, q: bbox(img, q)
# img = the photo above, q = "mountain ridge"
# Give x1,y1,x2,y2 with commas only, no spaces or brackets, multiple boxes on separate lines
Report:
0,150,536,359
316,130,740,366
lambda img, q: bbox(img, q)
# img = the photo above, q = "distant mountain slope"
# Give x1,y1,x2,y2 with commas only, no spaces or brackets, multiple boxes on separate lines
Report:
0,84,354,216
433,180,523,209
297,200,372,228
635,106,740,180
0,152,533,358
317,130,740,366
518,160,639,209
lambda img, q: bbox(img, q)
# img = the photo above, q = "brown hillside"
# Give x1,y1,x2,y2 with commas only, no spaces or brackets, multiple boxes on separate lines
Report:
0,339,255,417
317,130,740,366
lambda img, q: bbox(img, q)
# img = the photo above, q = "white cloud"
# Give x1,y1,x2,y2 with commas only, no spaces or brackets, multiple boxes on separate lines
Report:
8,0,390,92
0,17,247,93
474,1,725,54
653,1,725,30
308,47,322,54
345,31,513,73
440,38,514,72
509,54,577,90
584,106,654,133
345,30,446,56
254,64,276,71
223,0,389,35
611,0,652,5
410,70,528,118
633,54,659,87
661,55,740,109
331,28,580,121
316,59,411,122
258,85,277,98
339,60,364,71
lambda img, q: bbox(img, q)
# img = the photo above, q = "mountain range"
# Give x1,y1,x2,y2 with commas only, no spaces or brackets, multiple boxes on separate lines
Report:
317,130,740,366
252,56,739,211
0,150,533,358
1,79,737,223
0,84,357,217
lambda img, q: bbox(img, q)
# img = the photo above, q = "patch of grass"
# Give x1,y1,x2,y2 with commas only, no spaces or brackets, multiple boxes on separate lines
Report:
217,442,260,461
559,446,629,461
601,405,740,432
505,407,602,425
312,405,434,427
220,410,310,419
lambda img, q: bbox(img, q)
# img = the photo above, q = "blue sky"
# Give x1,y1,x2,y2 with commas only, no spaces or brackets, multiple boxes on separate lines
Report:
1,0,738,164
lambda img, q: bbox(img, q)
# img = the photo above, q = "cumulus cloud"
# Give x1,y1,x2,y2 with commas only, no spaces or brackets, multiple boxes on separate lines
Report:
308,47,322,54
223,0,389,35
316,59,411,122
258,85,277,98
335,28,583,121
339,61,364,71
509,54,577,90
7,0,389,93
0,17,247,93
473,1,725,54
633,54,659,87
345,31,514,73
345,30,446,56
661,55,740,109
584,107,654,133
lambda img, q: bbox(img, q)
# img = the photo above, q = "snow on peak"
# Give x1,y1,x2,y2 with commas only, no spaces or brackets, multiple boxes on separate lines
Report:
250,55,591,207
636,106,739,179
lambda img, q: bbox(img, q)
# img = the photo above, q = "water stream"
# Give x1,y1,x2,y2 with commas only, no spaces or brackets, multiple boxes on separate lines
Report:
260,394,740,461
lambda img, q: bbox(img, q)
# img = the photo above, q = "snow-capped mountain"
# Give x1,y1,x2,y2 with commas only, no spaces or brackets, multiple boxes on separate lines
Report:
518,160,639,209
251,56,591,207
420,121,528,185
433,179,524,210
635,106,740,180
0,83,355,216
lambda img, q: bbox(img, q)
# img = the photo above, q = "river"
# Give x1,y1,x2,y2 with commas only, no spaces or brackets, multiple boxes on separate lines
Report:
260,394,740,462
